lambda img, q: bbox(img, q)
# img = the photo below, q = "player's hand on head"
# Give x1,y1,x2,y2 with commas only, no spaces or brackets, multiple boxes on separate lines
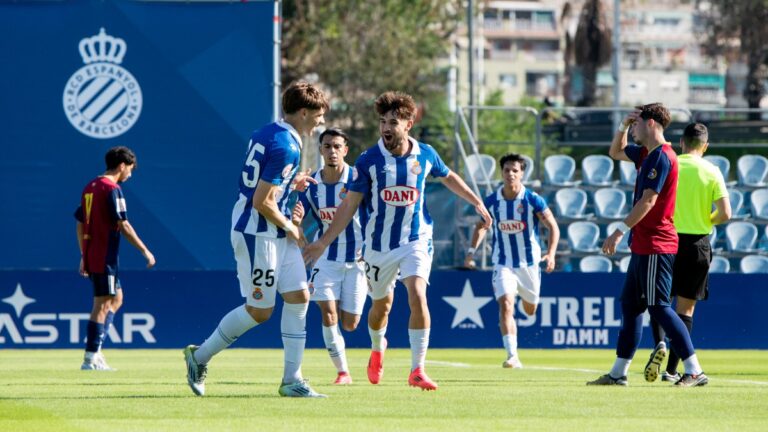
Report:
292,169,318,192
144,250,156,268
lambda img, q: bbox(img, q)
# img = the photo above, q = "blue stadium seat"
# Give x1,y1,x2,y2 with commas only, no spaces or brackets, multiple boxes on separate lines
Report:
606,221,631,253
740,255,768,274
749,188,768,220
579,255,613,272
704,155,735,186
729,189,749,220
594,188,628,220
464,153,497,190
581,155,615,186
709,256,730,273
521,154,534,183
619,255,631,273
544,155,578,186
737,155,768,187
619,160,637,187
725,221,758,253
567,221,600,253
555,188,590,219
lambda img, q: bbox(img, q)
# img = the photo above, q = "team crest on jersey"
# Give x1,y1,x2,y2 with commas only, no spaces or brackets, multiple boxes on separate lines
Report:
339,187,348,200
282,164,294,179
647,169,657,180
62,28,143,139
380,185,419,207
411,160,422,175
517,203,525,213
498,219,526,234
318,207,337,224
252,287,263,300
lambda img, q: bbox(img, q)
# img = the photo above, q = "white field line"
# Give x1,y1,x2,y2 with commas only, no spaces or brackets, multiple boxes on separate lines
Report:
428,362,768,386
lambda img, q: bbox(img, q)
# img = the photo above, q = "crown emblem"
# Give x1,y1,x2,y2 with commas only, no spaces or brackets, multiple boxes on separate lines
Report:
78,28,126,64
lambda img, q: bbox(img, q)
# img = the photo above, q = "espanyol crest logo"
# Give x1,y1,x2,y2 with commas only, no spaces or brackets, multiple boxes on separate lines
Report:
62,28,143,139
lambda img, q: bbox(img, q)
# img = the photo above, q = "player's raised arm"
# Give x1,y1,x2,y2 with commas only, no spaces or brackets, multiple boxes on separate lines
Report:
439,171,492,229
609,110,640,162
303,190,364,266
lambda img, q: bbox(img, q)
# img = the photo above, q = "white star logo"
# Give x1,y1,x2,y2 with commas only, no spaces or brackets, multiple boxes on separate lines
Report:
2,283,36,317
442,279,493,329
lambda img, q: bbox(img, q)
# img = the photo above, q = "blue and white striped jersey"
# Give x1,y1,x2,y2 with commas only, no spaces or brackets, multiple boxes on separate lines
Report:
298,163,366,263
232,121,301,238
484,186,548,268
348,138,449,252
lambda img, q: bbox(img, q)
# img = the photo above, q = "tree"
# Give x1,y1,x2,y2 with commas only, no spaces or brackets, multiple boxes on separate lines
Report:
281,1,463,157
573,0,612,107
699,0,768,118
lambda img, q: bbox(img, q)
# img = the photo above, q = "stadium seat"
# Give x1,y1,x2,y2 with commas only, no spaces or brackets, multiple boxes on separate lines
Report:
606,221,631,253
725,221,759,253
737,155,768,187
619,160,637,187
521,154,534,183
619,255,631,273
709,256,730,273
567,221,600,252
729,189,749,220
555,188,591,219
594,188,628,220
704,155,735,186
740,255,768,274
464,153,497,190
749,188,768,220
544,155,578,186
579,255,613,272
581,155,615,186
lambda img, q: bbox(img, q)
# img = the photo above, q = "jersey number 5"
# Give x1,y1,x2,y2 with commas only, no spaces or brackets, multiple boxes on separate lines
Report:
242,140,263,188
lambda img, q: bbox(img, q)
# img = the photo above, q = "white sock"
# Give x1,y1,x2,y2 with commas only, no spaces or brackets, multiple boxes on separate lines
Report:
609,357,632,379
322,324,348,373
195,305,258,365
408,328,430,371
281,302,308,384
682,354,703,376
369,325,387,351
502,334,518,358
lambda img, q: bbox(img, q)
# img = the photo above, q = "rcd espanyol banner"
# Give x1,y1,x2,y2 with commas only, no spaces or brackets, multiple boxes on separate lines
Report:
1,271,764,349
0,1,275,271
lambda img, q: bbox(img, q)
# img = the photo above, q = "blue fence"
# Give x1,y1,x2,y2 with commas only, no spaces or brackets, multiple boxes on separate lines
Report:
0,0,275,271
1,270,764,349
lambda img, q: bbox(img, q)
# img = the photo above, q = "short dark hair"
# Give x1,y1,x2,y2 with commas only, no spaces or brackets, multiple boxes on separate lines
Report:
105,146,136,170
282,81,330,115
682,123,709,149
635,103,671,129
319,127,349,145
374,91,417,120
499,153,527,171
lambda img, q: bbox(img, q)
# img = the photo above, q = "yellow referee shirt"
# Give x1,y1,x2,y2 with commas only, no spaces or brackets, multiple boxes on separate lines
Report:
673,154,728,235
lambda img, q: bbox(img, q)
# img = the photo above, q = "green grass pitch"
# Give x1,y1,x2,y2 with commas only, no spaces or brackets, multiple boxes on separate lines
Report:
1,348,766,431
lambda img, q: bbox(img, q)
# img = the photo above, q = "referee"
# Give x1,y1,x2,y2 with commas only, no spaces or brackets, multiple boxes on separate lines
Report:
647,123,731,383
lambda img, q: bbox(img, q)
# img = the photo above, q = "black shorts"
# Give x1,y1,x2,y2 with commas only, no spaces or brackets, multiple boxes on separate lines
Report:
89,273,122,297
671,233,711,301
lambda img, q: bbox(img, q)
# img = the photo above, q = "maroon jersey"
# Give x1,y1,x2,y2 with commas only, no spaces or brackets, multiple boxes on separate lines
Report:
624,143,679,254
74,177,127,274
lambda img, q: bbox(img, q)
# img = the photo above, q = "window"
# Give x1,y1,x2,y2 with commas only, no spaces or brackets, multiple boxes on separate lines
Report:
499,74,517,88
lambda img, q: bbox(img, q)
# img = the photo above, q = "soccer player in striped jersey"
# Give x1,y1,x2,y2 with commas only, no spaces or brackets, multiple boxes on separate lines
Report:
291,127,367,385
183,82,330,398
303,91,492,391
463,153,559,369
75,146,156,371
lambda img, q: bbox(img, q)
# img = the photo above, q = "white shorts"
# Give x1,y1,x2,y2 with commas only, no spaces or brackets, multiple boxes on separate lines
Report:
492,264,541,304
309,258,368,315
364,239,433,300
231,231,308,308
